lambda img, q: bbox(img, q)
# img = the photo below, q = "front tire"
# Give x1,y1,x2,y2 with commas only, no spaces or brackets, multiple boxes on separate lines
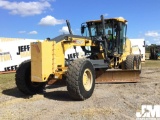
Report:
66,58,95,100
15,60,46,95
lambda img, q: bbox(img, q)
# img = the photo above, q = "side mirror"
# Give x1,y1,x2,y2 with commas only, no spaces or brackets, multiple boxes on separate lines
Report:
81,26,85,34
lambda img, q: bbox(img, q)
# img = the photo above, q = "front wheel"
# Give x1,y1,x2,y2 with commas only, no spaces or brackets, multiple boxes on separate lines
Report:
66,58,95,100
15,60,46,95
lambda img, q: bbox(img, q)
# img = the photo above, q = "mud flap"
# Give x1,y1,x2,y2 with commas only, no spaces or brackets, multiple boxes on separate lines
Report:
96,70,140,83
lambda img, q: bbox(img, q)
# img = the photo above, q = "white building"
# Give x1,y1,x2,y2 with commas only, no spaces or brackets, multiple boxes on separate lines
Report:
130,39,145,62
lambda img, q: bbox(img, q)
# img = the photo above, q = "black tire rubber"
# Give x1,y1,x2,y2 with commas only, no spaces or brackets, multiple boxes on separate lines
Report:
135,55,142,71
125,55,135,70
15,60,46,95
66,58,95,100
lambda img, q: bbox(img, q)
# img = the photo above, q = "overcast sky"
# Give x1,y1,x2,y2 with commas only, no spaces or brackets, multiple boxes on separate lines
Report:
0,0,160,45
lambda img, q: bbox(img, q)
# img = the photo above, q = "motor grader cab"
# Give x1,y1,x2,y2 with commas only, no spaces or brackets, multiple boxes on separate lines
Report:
15,15,141,100
81,17,128,68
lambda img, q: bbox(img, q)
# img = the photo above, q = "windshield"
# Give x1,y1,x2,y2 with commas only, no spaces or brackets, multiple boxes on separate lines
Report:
89,23,103,36
86,21,117,38
85,21,127,39
81,20,127,53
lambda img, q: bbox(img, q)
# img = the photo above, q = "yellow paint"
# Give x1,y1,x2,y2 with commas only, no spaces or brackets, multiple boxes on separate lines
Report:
0,38,21,42
119,38,132,69
30,37,94,82
83,68,93,91
20,51,30,58
87,18,127,24
31,41,54,82
0,54,11,62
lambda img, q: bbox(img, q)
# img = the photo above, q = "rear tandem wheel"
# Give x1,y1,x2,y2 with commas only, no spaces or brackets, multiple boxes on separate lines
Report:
125,55,142,71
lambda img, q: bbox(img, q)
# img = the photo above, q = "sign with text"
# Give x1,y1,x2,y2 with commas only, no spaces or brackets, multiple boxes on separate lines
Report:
136,105,160,120
0,38,40,72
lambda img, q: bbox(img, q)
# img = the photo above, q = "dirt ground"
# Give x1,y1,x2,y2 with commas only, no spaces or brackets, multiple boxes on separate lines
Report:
0,60,160,120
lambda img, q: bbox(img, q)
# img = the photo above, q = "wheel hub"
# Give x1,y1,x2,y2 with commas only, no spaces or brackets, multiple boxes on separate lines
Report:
83,69,93,91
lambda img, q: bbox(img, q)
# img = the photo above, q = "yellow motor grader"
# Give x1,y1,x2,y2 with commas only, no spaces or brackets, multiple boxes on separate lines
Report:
15,15,141,100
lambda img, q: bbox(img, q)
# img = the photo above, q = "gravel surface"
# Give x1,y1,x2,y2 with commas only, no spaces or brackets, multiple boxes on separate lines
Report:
0,60,160,120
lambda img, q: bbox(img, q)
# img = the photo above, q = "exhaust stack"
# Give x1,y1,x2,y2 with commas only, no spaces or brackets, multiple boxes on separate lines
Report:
66,20,73,35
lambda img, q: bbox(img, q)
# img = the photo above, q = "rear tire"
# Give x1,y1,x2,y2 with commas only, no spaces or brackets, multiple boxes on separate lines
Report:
125,55,135,70
15,60,46,95
135,55,142,71
66,58,95,100
125,55,142,71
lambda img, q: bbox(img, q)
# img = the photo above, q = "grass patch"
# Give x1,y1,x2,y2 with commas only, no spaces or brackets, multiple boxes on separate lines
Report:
142,60,160,68
0,73,15,92
0,73,15,84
